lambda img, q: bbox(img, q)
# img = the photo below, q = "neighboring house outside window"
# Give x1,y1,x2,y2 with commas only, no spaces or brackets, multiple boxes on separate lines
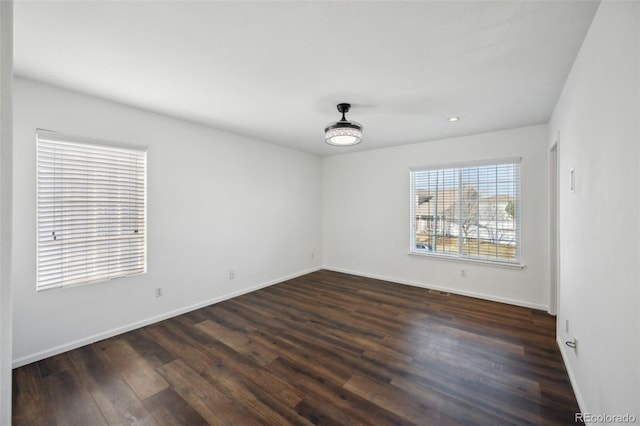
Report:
36,130,147,290
410,159,520,265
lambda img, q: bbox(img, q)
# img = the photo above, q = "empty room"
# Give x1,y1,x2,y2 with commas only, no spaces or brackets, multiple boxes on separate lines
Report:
1,0,638,424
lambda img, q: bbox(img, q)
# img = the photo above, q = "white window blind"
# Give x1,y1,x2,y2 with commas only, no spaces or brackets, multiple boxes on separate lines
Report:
410,159,520,264
36,130,147,290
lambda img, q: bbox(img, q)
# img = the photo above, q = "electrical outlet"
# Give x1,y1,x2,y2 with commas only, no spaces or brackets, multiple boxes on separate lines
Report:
460,269,466,277
565,319,569,333
155,287,163,297
311,252,315,260
229,270,236,279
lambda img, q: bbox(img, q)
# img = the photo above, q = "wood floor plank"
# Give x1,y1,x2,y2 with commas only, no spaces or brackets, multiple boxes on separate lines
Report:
143,388,208,426
196,319,279,366
67,345,159,425
12,363,55,426
36,352,74,378
120,328,177,368
277,327,394,384
156,359,259,425
203,362,313,426
98,337,169,400
388,373,513,426
42,369,108,426
267,356,412,425
146,322,220,374
293,394,364,426
344,371,458,425
13,270,582,425
204,337,305,408
252,330,355,387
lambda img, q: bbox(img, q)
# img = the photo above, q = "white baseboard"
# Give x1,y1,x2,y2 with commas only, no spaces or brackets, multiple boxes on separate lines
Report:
557,336,587,416
322,266,548,311
12,266,322,368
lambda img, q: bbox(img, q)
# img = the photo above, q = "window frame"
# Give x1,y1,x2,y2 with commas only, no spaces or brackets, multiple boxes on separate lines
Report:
409,158,523,269
36,129,148,291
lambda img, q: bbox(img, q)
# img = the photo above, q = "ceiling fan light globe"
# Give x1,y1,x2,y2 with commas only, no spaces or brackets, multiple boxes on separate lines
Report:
324,120,363,146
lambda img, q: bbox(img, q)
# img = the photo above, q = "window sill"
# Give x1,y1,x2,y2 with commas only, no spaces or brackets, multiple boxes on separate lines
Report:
36,271,147,292
408,251,526,270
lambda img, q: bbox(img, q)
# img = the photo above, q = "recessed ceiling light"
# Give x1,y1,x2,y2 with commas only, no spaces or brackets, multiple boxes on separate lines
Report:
447,116,460,122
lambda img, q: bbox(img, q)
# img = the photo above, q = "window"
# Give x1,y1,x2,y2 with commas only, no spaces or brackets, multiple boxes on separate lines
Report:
36,130,147,290
410,159,520,264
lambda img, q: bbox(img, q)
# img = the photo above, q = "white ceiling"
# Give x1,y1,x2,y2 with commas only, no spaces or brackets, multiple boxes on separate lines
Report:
13,1,599,156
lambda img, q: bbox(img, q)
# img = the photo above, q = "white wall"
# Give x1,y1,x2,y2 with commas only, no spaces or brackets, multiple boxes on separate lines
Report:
549,0,639,417
323,124,549,309
12,77,323,366
0,1,13,422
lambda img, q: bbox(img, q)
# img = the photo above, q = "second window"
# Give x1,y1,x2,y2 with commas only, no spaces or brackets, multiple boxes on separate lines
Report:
410,159,521,264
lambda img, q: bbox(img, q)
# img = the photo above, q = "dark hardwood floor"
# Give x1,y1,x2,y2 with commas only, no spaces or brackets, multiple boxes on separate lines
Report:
12,270,582,425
